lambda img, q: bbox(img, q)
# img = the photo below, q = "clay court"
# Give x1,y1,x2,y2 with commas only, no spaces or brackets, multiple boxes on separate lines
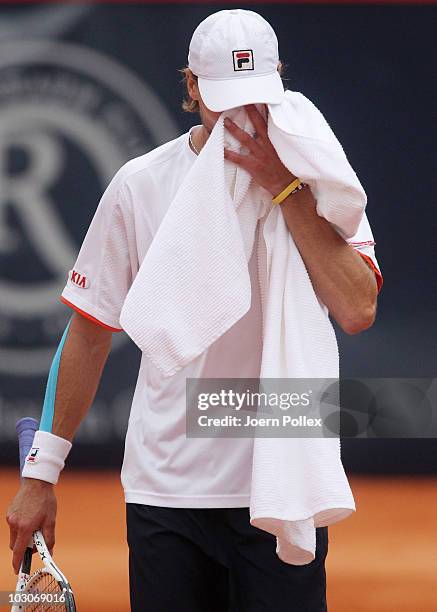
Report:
1,471,436,611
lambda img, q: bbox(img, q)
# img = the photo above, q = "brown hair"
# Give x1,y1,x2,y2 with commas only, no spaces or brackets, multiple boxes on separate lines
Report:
179,61,287,114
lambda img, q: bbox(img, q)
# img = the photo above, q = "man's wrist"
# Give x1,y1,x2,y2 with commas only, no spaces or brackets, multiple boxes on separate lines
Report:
21,430,72,485
269,172,297,198
22,477,54,488
280,182,313,210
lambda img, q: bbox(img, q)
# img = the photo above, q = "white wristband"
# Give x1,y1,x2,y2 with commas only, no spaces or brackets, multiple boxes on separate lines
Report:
21,430,72,485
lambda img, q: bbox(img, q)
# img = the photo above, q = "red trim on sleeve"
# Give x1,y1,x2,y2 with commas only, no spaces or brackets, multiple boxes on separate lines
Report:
348,240,376,247
356,252,383,293
60,296,123,332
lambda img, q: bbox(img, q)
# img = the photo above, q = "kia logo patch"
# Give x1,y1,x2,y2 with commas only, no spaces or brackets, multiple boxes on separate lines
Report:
232,49,254,72
69,269,90,289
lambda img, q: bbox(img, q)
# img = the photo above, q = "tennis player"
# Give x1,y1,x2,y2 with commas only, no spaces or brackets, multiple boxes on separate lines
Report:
7,9,382,611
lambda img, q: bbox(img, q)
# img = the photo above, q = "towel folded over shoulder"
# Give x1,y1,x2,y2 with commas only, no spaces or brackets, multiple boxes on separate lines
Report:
120,90,364,564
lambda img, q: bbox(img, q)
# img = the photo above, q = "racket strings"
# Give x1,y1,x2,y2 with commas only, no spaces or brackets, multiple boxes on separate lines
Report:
23,570,67,612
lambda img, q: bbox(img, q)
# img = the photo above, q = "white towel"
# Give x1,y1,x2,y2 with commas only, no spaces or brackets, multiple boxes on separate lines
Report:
120,90,365,564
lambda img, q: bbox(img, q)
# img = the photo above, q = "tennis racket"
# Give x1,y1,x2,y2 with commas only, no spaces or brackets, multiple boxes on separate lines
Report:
12,417,76,612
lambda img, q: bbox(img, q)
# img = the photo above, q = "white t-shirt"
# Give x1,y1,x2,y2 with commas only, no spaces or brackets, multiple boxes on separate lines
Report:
61,127,382,508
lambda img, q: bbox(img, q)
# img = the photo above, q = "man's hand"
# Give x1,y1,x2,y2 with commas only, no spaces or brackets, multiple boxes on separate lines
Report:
6,478,57,574
224,103,378,333
223,104,295,196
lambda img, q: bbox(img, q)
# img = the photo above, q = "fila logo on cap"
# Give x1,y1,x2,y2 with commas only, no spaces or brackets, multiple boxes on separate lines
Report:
232,49,254,72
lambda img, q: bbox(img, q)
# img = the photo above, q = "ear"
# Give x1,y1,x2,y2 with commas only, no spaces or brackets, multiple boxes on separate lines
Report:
186,70,200,102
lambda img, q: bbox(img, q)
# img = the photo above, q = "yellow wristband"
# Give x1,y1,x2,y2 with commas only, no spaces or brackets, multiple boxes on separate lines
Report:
272,178,302,205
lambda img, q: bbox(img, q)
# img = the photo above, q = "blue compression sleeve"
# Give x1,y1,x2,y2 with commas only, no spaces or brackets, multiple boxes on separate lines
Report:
39,319,72,432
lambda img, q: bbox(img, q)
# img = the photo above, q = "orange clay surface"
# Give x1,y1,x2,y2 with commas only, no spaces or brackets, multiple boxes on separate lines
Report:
1,471,436,611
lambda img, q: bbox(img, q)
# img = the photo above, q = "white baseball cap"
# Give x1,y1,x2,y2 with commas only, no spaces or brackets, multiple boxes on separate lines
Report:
188,9,285,112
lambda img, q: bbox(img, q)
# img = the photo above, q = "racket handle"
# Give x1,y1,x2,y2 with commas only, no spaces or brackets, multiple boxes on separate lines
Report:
16,418,39,476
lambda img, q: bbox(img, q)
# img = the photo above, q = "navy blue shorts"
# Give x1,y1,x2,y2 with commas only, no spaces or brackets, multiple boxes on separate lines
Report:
126,504,328,611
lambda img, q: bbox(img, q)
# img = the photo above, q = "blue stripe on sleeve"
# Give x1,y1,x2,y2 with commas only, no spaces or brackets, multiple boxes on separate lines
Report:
39,319,72,433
